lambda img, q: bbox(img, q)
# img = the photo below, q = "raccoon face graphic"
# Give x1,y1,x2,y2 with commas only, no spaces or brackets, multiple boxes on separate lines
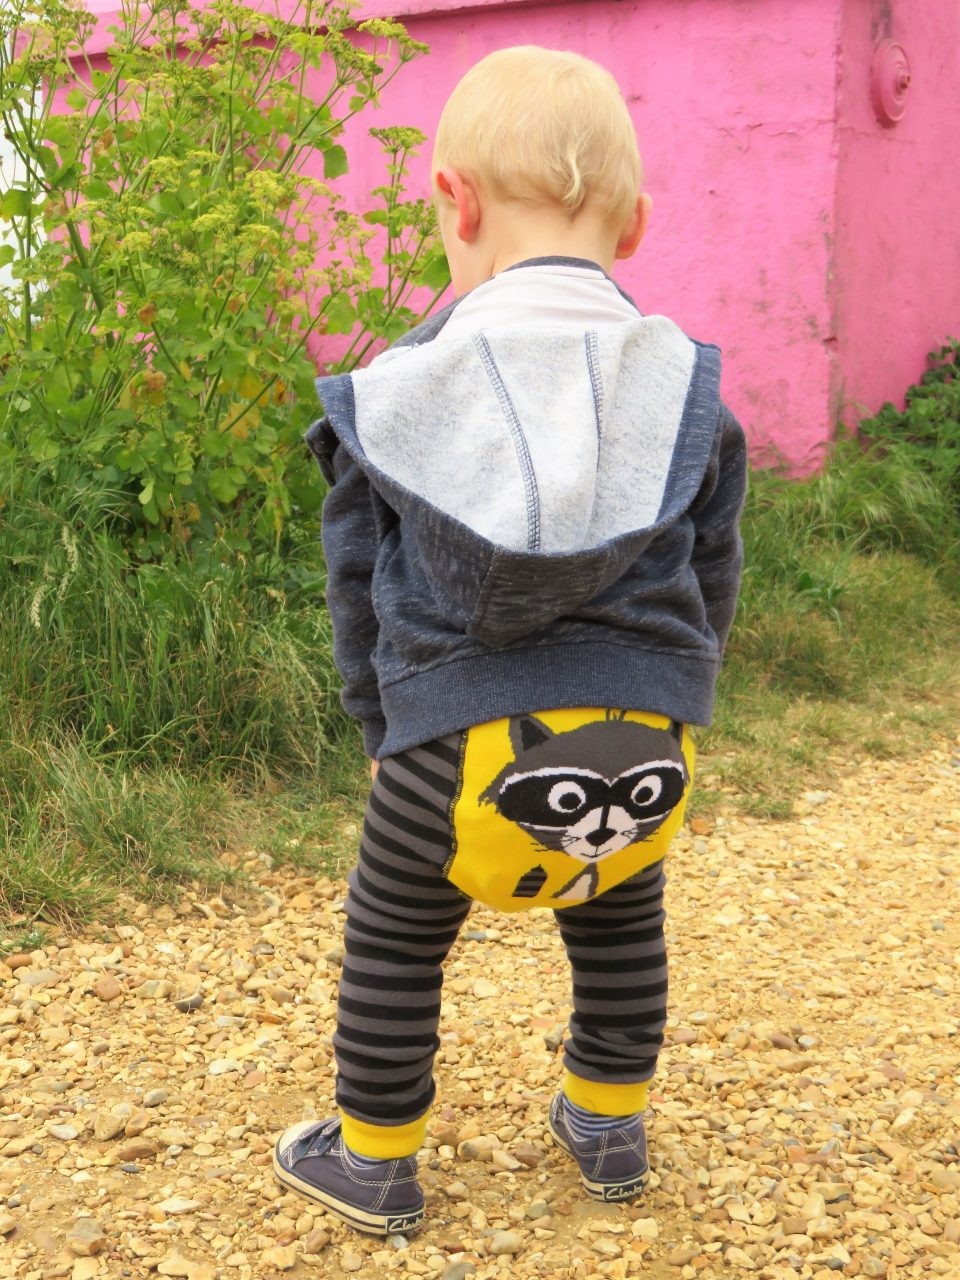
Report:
481,713,689,864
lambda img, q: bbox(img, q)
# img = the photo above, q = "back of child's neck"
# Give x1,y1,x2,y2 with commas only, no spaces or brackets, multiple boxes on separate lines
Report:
486,203,618,278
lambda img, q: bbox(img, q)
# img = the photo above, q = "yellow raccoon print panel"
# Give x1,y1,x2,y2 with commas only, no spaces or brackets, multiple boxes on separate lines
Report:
446,708,695,911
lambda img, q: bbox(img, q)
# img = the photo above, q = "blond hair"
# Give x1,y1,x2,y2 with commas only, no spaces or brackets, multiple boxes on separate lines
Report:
433,46,641,224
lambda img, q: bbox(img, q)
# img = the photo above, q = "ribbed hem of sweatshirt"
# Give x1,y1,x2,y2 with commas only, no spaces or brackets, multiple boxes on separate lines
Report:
373,642,718,758
361,716,387,759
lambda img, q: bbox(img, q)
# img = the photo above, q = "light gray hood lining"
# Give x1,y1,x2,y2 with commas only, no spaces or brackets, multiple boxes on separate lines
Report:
349,315,697,555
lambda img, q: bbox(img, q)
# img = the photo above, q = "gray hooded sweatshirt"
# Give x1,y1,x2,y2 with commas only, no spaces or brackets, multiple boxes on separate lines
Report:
306,257,747,758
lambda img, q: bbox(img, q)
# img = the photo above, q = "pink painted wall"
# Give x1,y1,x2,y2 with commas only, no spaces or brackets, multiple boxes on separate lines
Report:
832,0,960,431
72,0,960,470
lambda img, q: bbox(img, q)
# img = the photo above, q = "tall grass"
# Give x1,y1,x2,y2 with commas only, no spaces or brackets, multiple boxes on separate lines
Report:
2,467,343,770
702,432,960,815
2,409,959,928
0,465,353,926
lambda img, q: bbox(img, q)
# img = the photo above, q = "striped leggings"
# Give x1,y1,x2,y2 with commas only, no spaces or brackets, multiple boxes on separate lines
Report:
333,735,671,1158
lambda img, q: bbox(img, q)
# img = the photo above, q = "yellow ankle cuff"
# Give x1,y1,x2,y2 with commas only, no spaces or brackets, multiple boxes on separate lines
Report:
339,1110,428,1159
563,1071,650,1116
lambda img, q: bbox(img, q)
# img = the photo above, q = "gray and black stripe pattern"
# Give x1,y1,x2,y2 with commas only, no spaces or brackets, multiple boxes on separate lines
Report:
333,737,669,1132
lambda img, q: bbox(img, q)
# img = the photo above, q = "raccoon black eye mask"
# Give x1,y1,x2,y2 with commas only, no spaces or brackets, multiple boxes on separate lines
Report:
494,762,686,857
481,714,689,864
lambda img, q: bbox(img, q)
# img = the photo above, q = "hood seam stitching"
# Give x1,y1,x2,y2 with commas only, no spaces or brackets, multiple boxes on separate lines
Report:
473,332,542,553
584,331,604,448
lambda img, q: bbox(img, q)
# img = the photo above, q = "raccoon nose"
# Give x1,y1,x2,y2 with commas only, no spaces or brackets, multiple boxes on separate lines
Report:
585,826,616,848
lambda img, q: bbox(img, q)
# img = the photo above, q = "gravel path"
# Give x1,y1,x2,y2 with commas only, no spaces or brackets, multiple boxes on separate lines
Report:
1,738,958,1280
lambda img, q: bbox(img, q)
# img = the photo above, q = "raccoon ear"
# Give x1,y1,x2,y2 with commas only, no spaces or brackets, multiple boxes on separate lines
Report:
509,715,554,755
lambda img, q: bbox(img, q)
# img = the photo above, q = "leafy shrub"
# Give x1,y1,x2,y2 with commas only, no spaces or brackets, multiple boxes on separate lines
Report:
0,0,447,563
0,0,447,922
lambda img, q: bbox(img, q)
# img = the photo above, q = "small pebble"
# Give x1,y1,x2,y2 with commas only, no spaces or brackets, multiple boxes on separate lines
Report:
208,1059,241,1076
487,1230,523,1256
92,1112,126,1142
157,1197,200,1215
66,1218,107,1256
442,1264,476,1280
261,1243,297,1270
47,1124,79,1141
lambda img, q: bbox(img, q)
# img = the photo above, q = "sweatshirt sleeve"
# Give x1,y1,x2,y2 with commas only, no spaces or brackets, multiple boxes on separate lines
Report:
310,420,387,758
688,402,748,659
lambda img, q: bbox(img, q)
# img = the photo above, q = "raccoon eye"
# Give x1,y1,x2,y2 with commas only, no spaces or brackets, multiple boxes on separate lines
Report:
629,775,663,809
548,781,588,814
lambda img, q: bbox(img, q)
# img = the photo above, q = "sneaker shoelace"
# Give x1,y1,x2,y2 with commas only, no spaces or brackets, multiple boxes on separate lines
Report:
301,1118,342,1157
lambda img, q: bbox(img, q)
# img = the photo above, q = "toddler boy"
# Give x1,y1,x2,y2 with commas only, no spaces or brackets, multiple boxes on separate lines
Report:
273,45,747,1235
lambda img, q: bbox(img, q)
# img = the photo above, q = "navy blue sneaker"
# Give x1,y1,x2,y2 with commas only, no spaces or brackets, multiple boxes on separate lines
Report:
548,1093,649,1201
272,1118,425,1235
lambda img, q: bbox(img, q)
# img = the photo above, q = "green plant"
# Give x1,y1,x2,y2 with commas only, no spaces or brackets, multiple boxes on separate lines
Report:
0,0,450,926
0,0,447,560
695,383,960,819
740,435,959,594
860,338,960,520
0,925,53,955
793,567,847,626
0,465,347,765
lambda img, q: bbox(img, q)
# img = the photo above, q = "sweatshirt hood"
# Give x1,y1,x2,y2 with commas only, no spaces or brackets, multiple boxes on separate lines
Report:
311,311,722,646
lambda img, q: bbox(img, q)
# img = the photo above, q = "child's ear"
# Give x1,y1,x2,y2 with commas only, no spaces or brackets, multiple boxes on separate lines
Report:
614,193,652,261
434,166,482,244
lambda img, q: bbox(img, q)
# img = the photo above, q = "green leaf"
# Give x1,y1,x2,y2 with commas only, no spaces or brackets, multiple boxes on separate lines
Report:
208,468,243,504
50,162,80,190
138,478,155,506
0,245,15,268
323,145,348,180
83,179,115,201
147,191,181,217
66,88,87,111
415,249,451,292
322,293,357,336
266,106,292,132
0,188,31,220
36,146,59,178
27,428,60,462
43,118,75,148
